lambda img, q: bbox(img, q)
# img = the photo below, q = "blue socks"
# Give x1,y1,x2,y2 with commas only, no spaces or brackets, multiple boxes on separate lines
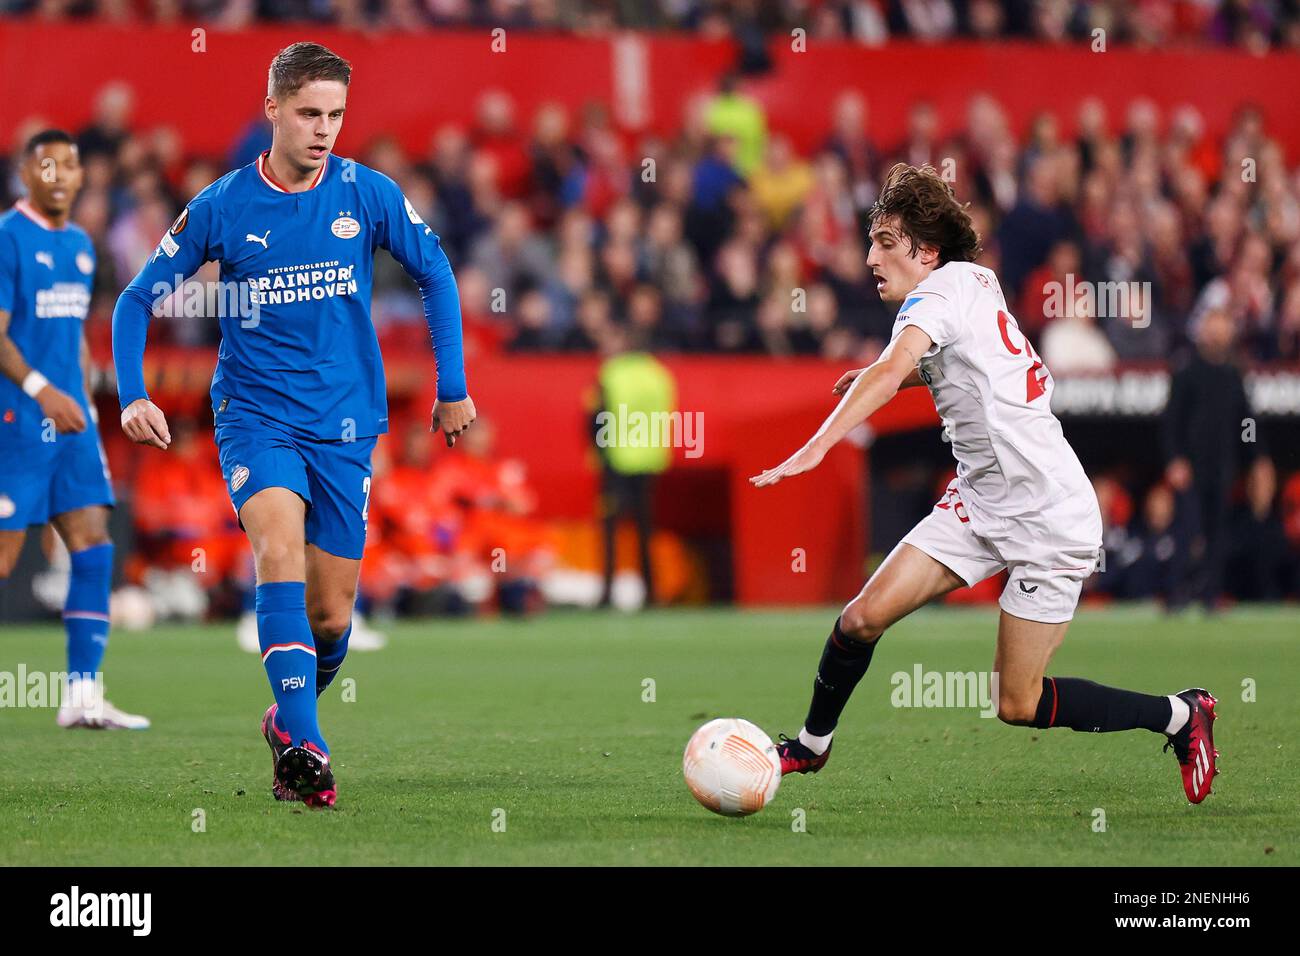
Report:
255,581,327,755
316,623,350,698
65,543,113,681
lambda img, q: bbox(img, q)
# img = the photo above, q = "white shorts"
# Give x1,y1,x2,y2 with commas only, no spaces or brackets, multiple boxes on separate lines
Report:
901,482,1103,625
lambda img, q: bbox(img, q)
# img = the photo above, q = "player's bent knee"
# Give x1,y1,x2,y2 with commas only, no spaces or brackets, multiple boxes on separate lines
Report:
252,539,304,581
308,608,352,643
838,602,889,643
66,531,111,553
997,695,1039,726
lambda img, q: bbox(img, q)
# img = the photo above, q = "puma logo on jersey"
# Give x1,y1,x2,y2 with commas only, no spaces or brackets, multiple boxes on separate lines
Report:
245,230,270,249
35,251,54,269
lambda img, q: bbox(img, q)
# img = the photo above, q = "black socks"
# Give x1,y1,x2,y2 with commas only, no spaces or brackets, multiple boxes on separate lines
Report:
1032,677,1173,733
804,617,877,737
801,619,1173,738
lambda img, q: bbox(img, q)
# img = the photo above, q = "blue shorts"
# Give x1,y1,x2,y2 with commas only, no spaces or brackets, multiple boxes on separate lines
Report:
0,422,115,530
213,399,376,560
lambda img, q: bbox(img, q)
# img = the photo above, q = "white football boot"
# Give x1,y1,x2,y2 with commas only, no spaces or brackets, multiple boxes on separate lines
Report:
348,612,387,651
57,677,151,730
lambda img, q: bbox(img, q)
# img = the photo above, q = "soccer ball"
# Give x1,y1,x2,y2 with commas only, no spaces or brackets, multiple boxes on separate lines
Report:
682,718,782,816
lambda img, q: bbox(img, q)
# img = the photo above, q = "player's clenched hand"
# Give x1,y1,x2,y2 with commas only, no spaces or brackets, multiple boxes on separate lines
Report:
432,396,477,448
35,384,87,434
832,368,866,396
120,398,171,450
749,442,827,488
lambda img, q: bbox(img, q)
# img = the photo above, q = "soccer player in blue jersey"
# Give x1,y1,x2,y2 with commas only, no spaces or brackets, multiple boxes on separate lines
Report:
112,42,475,807
0,130,149,730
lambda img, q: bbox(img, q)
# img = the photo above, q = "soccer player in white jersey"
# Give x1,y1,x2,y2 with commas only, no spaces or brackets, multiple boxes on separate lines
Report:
751,164,1218,804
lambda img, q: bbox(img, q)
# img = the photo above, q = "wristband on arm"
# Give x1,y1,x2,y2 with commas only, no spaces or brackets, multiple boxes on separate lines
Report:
21,369,49,398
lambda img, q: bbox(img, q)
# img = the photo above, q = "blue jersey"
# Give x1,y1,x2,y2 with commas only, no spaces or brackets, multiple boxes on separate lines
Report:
0,201,96,443
112,152,467,441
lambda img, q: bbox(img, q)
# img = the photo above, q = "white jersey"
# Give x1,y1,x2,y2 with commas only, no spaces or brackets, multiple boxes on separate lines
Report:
890,261,1095,529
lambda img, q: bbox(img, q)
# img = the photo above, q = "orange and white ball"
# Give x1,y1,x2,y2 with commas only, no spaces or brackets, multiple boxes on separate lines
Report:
682,718,782,816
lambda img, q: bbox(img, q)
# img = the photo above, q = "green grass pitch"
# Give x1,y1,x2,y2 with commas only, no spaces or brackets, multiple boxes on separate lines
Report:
0,606,1293,866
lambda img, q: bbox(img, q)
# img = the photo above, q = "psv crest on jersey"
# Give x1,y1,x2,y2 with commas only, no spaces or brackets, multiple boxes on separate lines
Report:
331,215,360,239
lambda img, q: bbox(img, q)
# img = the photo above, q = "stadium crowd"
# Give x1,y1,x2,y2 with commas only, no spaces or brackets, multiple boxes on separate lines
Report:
6,78,1298,367
2,38,1298,613
4,1,1300,52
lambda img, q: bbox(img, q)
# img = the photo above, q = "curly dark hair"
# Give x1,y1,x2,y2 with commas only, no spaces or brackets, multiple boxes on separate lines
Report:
868,163,982,264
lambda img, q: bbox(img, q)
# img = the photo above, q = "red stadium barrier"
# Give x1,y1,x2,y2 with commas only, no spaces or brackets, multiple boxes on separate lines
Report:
1,22,1297,159
750,40,1300,158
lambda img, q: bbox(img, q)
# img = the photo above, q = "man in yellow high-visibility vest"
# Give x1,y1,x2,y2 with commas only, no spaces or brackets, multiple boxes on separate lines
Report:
593,331,676,608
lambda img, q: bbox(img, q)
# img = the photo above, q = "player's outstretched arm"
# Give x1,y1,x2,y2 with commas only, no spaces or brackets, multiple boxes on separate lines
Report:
750,324,933,488
833,364,926,395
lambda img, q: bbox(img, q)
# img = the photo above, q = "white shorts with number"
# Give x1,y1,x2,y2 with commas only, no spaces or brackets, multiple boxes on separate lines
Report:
901,481,1103,625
